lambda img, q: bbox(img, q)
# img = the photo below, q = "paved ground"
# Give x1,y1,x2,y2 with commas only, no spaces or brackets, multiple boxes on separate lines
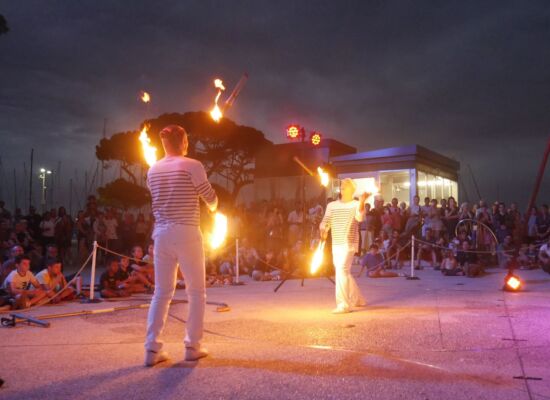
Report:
1,266,550,400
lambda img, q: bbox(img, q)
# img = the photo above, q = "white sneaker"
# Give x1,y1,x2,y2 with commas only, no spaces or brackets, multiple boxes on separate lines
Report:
144,350,170,367
184,346,209,361
331,307,351,314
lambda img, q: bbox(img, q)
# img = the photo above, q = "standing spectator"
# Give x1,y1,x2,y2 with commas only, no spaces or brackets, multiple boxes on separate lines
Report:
134,213,148,249
405,195,421,236
287,203,303,245
536,205,550,241
55,206,73,264
25,206,42,239
430,199,444,238
0,200,11,220
266,207,285,251
444,197,459,238
103,209,119,251
40,211,56,247
527,207,539,243
119,212,136,254
76,210,89,265
493,202,511,243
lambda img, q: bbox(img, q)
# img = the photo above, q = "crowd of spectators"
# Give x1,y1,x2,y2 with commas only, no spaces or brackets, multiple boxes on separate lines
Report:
1,192,550,310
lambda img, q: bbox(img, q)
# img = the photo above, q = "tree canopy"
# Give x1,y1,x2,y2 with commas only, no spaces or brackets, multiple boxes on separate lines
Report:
95,111,272,203
97,178,150,209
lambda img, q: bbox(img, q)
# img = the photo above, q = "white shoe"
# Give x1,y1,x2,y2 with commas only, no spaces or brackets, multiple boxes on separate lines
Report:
144,350,170,367
331,307,351,314
184,346,209,361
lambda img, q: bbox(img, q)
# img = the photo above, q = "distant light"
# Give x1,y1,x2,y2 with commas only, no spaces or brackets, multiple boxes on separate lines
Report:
286,125,301,140
40,168,45,173
310,132,322,146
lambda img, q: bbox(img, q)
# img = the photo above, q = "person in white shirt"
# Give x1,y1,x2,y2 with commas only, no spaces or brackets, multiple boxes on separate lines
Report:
3,255,46,309
144,125,218,367
320,178,369,314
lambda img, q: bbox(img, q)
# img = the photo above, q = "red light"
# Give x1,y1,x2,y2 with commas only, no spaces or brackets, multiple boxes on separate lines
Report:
310,132,322,146
287,125,300,139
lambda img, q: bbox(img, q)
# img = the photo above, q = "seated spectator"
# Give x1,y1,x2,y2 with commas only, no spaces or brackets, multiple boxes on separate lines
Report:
457,242,483,277
517,244,537,270
100,258,130,298
441,249,464,276
527,243,539,268
36,259,76,303
130,245,154,289
0,245,24,286
539,238,550,274
116,256,150,293
239,239,260,275
416,228,438,269
361,244,398,278
3,255,47,309
498,235,517,270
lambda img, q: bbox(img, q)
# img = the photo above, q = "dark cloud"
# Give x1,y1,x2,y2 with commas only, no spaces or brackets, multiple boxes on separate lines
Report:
1,0,549,208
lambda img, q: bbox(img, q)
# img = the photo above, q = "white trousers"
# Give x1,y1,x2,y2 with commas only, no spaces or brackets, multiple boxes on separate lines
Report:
333,244,366,310
145,225,205,352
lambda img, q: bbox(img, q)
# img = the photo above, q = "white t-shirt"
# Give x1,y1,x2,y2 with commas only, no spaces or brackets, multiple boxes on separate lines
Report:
104,218,118,240
3,270,36,290
40,219,55,237
540,244,550,258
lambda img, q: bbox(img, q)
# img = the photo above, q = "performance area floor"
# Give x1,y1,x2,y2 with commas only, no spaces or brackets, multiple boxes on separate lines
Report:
1,267,550,400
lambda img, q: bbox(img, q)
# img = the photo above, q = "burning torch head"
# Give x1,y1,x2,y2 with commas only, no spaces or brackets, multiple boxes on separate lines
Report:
159,125,188,156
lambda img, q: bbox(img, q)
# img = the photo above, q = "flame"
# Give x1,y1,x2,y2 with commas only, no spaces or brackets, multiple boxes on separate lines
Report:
310,241,326,274
140,91,151,103
317,167,329,187
210,79,226,123
139,125,157,167
506,276,521,290
210,212,228,249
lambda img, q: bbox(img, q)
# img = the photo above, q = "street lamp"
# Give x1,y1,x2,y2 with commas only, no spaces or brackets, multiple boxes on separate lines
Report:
39,168,51,212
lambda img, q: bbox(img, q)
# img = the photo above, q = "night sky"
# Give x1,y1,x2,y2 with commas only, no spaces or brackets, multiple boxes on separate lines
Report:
1,1,550,210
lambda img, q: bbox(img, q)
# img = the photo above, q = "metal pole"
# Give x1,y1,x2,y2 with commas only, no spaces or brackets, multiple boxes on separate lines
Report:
411,235,415,278
525,136,550,215
235,238,239,284
90,241,98,301
29,149,33,209
407,235,420,280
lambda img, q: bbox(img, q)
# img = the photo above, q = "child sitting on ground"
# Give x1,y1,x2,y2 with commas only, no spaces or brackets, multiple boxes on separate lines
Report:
100,258,130,298
440,249,464,276
361,244,399,278
130,245,154,290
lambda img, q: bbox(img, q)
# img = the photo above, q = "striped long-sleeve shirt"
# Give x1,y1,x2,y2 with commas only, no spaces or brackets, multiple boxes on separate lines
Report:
147,156,218,227
320,200,364,246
